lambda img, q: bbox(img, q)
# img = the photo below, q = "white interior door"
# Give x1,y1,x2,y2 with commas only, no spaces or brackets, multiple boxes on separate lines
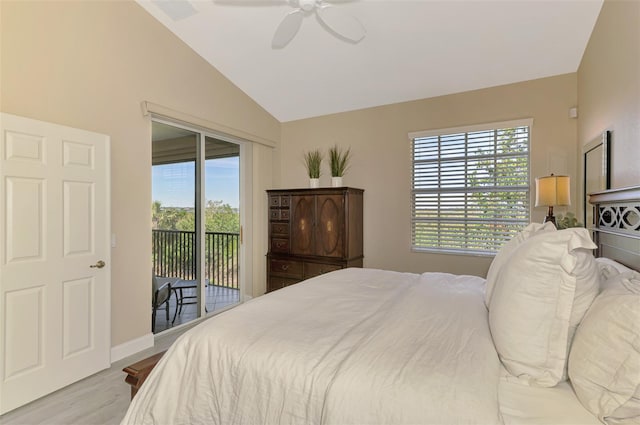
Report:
0,113,111,414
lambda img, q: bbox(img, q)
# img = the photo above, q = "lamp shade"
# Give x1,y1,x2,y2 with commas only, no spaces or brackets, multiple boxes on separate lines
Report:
535,174,570,207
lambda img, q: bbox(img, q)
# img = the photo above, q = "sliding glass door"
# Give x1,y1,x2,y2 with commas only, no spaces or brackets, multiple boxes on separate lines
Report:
151,120,241,333
203,136,241,313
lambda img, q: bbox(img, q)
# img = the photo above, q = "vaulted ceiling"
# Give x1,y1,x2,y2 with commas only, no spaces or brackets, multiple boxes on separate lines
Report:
136,0,603,122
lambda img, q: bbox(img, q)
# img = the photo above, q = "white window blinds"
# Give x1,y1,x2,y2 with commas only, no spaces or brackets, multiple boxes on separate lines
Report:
410,120,531,255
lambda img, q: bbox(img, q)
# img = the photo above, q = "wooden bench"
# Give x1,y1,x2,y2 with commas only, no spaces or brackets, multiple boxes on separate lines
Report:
123,350,166,399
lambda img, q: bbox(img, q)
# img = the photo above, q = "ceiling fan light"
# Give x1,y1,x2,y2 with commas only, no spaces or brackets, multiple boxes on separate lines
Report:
298,0,317,12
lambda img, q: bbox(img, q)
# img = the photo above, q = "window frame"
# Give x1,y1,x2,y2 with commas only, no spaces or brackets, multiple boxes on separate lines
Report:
408,118,533,256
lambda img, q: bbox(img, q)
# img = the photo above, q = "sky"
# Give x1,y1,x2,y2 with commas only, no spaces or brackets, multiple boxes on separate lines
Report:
152,157,239,208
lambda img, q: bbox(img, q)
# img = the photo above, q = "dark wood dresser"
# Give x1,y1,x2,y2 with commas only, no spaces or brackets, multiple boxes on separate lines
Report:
266,187,364,292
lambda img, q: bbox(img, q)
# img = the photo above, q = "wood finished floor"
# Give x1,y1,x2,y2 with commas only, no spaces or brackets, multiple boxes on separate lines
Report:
1,320,198,424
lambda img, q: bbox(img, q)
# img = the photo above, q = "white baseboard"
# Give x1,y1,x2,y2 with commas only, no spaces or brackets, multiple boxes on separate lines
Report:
110,333,154,363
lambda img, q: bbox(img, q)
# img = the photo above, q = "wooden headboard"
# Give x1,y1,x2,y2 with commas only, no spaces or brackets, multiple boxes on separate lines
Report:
589,186,640,272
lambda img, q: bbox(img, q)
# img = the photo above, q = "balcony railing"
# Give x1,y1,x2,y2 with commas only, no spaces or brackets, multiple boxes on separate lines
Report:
152,229,239,289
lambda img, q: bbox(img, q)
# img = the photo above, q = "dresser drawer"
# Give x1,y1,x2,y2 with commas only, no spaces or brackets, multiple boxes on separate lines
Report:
269,208,290,221
269,195,291,209
270,258,303,278
271,238,289,253
271,222,289,236
267,276,301,292
304,262,342,278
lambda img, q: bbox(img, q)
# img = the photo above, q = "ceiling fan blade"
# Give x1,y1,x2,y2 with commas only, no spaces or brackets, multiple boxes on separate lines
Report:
316,5,365,43
272,9,304,48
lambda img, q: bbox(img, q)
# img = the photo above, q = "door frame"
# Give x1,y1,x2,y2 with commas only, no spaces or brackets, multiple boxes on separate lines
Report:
151,117,252,320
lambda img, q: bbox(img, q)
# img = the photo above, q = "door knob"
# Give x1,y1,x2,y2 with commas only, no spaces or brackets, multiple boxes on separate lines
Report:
90,260,106,269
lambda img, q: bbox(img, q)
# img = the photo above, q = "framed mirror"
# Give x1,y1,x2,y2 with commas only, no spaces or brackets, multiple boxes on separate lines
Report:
583,130,611,228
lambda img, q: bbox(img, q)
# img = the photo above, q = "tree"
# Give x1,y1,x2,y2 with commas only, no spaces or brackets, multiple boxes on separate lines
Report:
466,127,529,251
152,201,193,231
204,200,239,233
152,200,240,287
152,200,239,233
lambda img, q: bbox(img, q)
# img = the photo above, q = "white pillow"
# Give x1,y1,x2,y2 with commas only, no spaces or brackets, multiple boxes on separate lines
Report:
569,271,640,424
485,221,556,307
489,228,599,387
595,257,635,281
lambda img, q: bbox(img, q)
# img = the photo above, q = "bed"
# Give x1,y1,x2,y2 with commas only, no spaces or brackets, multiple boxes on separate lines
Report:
122,186,640,425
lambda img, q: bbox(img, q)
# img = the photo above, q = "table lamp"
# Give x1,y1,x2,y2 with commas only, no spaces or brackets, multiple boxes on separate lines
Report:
535,174,570,225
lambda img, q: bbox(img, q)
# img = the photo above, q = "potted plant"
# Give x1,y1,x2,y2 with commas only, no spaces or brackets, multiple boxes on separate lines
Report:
304,149,323,188
329,145,351,187
555,212,583,229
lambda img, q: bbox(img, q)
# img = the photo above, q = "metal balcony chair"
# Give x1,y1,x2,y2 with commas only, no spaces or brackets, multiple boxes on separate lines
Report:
172,278,210,316
152,276,178,333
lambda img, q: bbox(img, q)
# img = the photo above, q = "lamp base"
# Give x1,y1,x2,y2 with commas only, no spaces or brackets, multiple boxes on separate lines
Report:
544,205,556,226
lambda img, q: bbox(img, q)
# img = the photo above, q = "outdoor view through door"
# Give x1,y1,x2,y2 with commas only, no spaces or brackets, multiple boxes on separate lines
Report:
151,121,241,333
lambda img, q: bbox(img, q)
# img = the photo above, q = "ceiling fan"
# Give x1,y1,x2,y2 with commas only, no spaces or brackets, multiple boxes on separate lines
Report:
215,0,366,49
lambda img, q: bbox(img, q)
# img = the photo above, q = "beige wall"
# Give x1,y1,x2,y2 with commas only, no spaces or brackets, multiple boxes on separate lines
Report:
578,0,640,190
279,74,578,277
0,1,279,347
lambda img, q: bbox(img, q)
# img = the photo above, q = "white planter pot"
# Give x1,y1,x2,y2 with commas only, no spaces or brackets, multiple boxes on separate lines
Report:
309,178,320,188
331,176,343,187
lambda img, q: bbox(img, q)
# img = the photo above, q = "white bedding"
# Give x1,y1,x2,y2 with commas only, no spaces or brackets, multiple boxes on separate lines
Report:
122,268,503,424
499,367,600,425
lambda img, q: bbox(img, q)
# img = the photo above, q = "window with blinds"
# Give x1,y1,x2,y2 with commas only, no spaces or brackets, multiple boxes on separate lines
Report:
410,120,531,255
